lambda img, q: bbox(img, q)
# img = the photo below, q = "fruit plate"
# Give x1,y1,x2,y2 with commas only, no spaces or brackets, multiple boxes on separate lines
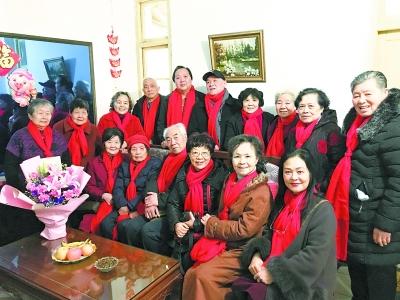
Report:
51,240,97,264
51,250,94,264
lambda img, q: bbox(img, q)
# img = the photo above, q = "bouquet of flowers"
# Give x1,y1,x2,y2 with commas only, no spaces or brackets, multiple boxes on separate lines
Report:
0,156,91,240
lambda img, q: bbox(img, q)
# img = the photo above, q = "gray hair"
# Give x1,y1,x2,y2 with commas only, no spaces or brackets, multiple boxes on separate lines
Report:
351,71,387,92
27,98,54,116
274,90,297,104
163,123,187,139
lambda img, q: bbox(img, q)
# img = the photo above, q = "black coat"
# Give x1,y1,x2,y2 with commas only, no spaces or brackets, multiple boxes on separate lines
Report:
132,94,168,145
156,90,205,142
265,114,299,165
112,157,162,211
166,159,228,235
285,109,345,193
346,88,400,266
241,196,337,300
188,91,239,146
223,110,274,150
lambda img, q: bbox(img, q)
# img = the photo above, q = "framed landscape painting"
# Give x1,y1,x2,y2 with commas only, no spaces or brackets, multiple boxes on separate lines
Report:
208,30,266,82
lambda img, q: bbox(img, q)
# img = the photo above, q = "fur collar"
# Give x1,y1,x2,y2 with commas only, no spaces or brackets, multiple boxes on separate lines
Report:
343,88,400,142
244,172,269,192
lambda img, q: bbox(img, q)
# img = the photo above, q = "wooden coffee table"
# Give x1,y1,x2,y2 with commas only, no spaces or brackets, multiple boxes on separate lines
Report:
0,228,181,299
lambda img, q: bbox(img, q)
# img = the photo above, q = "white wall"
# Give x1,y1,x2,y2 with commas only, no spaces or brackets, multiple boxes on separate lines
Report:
169,0,378,123
2,0,378,125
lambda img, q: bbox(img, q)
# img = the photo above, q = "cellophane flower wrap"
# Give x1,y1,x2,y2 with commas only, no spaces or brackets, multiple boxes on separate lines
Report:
0,156,91,240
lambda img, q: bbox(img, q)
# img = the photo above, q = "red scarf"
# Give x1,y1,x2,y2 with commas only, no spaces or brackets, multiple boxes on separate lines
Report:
184,160,215,216
205,90,225,145
90,151,124,234
326,114,371,261
190,170,258,265
66,116,88,166
111,110,135,138
112,156,151,240
142,96,160,141
242,108,264,143
266,112,297,158
167,86,196,128
295,119,318,148
27,120,53,157
264,190,306,264
157,150,187,193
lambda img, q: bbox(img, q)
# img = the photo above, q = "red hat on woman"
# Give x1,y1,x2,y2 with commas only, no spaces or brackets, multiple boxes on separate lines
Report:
126,134,150,149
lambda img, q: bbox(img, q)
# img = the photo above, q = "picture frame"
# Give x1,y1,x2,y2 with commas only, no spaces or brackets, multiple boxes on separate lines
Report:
208,30,266,82
43,56,68,81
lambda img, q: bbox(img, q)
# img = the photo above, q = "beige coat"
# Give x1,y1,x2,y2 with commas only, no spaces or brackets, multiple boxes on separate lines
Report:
183,172,272,300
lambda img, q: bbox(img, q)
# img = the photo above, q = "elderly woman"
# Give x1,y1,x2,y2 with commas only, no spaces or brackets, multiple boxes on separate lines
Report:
285,88,344,192
100,134,161,243
156,66,204,141
265,90,298,165
84,128,125,234
1,98,68,245
166,132,228,270
97,91,145,142
327,71,400,300
53,98,100,167
182,134,272,299
233,149,336,300
224,88,274,150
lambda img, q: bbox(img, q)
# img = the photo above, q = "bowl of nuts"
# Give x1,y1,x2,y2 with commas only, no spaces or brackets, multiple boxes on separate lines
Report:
94,256,119,273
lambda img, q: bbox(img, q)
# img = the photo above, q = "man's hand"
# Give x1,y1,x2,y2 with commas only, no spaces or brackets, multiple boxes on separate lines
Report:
145,192,158,207
145,205,160,219
201,213,211,226
118,206,129,215
254,268,273,285
175,222,189,238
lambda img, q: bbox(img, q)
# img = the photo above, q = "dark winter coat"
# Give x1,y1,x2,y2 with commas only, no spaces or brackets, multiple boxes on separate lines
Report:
241,196,336,300
285,109,345,192
346,88,400,266
188,91,239,147
166,160,228,237
112,156,161,211
132,94,168,145
156,90,205,142
265,114,299,165
223,110,275,150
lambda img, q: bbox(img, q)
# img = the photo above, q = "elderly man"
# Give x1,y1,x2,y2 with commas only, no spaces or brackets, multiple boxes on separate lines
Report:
140,123,188,255
132,78,167,145
188,69,239,149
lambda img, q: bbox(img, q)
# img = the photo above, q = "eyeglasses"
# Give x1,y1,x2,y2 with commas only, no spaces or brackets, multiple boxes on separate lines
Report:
189,151,210,158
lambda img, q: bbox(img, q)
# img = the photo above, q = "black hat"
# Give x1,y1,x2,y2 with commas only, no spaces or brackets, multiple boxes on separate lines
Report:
202,69,226,81
39,80,56,89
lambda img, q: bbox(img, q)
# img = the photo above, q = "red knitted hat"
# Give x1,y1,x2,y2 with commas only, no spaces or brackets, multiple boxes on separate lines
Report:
126,134,150,149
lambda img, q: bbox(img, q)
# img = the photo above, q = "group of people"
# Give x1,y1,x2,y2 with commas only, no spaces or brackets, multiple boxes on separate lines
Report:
0,67,399,300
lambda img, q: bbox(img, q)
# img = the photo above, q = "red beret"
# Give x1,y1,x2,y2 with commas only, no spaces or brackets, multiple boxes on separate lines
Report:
126,134,150,149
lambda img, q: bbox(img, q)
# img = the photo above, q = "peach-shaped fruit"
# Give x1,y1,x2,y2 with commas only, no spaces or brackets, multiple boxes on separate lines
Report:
81,244,95,256
54,246,68,260
67,247,82,261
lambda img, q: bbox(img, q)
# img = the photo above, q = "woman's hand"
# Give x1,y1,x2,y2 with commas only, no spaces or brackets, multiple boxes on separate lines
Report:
175,222,189,238
373,228,391,247
102,193,113,205
201,213,211,226
248,252,264,276
254,268,273,285
129,211,139,219
118,206,129,215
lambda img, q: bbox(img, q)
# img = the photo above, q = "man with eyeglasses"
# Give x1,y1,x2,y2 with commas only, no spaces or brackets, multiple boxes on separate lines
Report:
140,123,188,255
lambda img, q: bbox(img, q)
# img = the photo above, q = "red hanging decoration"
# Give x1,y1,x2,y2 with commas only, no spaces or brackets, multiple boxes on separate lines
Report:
0,40,21,77
108,28,121,78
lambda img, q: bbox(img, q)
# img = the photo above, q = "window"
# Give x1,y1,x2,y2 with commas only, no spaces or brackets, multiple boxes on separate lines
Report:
137,0,171,96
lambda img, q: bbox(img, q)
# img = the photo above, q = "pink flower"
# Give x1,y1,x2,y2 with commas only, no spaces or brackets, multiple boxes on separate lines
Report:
38,193,50,202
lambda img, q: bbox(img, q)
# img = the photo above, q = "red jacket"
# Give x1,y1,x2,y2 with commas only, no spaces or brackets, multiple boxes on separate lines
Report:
53,118,101,167
97,111,144,139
